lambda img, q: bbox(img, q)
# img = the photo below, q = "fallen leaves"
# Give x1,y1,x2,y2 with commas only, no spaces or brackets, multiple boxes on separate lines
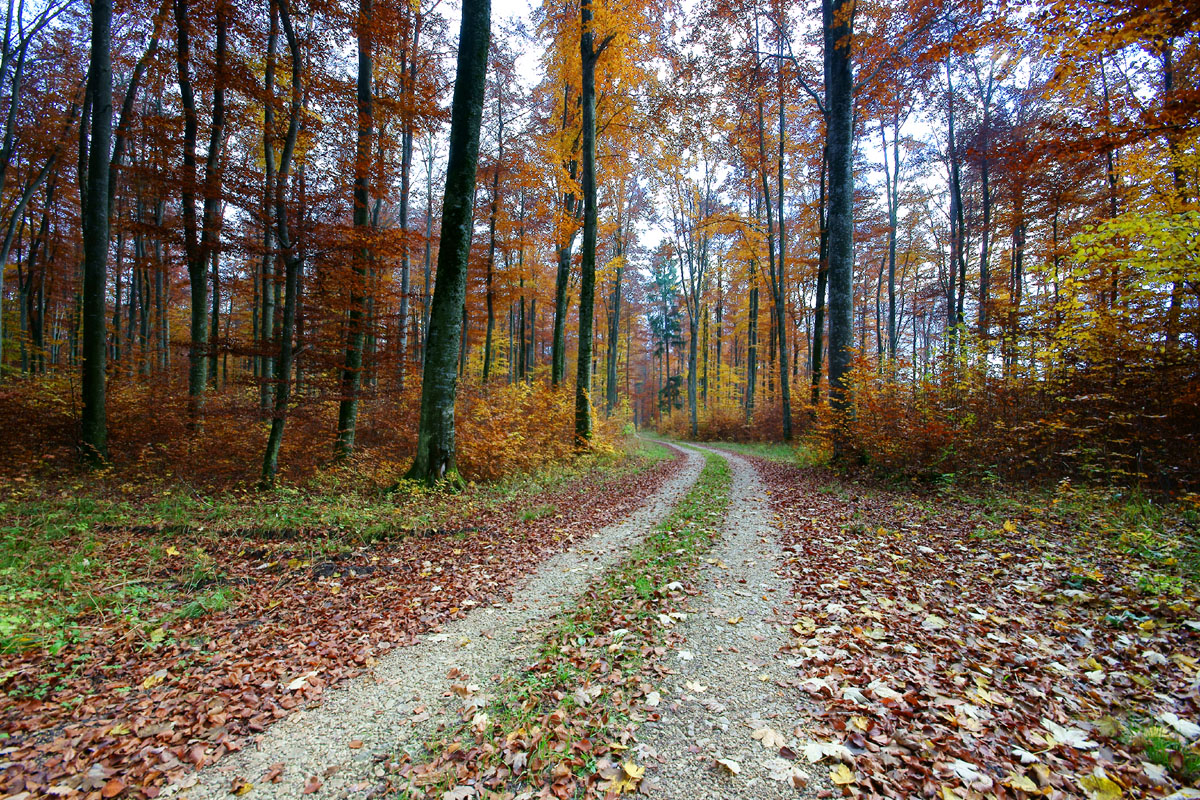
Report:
829,763,856,785
760,458,1200,799
0,455,683,799
714,757,741,775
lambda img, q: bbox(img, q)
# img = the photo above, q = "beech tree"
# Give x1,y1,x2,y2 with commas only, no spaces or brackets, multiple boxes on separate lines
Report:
406,0,490,484
80,0,113,463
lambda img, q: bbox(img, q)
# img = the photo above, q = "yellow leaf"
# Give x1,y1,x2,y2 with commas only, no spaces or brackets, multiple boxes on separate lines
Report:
1080,771,1123,800
164,546,180,557
1005,772,1039,792
108,722,131,736
1003,520,1018,533
142,669,168,689
830,763,855,785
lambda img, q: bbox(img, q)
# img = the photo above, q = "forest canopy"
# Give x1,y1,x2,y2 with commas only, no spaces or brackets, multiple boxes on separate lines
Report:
0,0,1196,490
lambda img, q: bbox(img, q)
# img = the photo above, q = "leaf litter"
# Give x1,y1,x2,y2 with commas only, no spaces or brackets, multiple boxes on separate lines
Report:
0,455,682,799
757,457,1200,798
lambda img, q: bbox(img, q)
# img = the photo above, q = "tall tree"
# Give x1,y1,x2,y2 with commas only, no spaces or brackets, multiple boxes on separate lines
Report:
823,0,855,430
574,0,614,445
335,0,374,458
406,0,490,484
81,0,114,463
174,0,228,427
259,0,306,487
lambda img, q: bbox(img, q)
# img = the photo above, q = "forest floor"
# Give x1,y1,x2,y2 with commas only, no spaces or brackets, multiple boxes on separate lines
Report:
3,441,1199,800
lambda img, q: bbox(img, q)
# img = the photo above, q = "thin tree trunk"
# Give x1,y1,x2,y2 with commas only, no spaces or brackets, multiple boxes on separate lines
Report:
482,86,503,384
259,0,278,413
260,0,305,487
175,0,227,427
811,147,828,405
335,0,373,458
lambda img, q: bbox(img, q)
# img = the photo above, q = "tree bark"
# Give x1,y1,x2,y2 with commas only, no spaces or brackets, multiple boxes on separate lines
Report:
175,0,227,428
260,0,305,487
823,0,855,433
335,0,373,458
482,84,504,384
81,0,113,463
405,0,490,485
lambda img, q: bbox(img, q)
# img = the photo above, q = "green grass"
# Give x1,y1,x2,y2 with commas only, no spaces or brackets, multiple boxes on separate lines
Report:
1121,719,1200,784
518,504,558,523
695,439,824,467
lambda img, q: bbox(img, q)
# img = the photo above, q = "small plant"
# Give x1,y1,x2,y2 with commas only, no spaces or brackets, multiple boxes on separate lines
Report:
1136,572,1183,597
1124,722,1200,784
177,585,239,619
519,504,557,523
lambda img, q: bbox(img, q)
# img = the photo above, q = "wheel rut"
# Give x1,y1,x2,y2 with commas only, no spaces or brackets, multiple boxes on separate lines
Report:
175,446,706,800
635,446,810,799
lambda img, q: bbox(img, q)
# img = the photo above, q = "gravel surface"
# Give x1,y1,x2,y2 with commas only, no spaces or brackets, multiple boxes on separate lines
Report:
174,445,704,800
635,447,811,800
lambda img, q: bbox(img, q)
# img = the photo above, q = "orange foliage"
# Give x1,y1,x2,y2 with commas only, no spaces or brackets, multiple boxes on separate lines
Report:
0,373,620,492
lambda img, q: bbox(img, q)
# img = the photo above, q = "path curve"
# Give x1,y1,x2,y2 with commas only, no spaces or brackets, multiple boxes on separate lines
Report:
636,446,810,799
176,445,706,800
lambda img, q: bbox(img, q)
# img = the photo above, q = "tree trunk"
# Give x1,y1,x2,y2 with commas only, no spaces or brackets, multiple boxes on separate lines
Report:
405,0,489,485
605,256,621,416
811,150,828,405
823,0,855,433
482,87,503,384
81,0,113,463
175,0,226,428
335,0,372,458
575,0,601,446
260,0,305,487
259,0,278,413
398,33,419,384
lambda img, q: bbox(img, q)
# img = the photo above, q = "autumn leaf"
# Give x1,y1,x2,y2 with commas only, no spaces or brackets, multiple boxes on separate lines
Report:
751,727,787,750
1005,772,1039,791
302,776,321,794
1080,769,1123,800
715,758,740,775
829,763,855,785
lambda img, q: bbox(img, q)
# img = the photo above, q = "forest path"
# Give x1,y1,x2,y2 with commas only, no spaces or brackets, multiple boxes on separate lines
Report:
635,446,810,799
176,445,705,800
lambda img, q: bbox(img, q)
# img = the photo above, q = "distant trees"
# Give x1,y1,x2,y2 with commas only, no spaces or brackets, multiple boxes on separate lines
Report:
0,0,1193,487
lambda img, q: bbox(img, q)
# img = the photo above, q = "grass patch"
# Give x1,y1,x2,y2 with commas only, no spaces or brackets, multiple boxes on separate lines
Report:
397,449,732,798
699,439,824,467
517,504,558,523
1121,718,1200,784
